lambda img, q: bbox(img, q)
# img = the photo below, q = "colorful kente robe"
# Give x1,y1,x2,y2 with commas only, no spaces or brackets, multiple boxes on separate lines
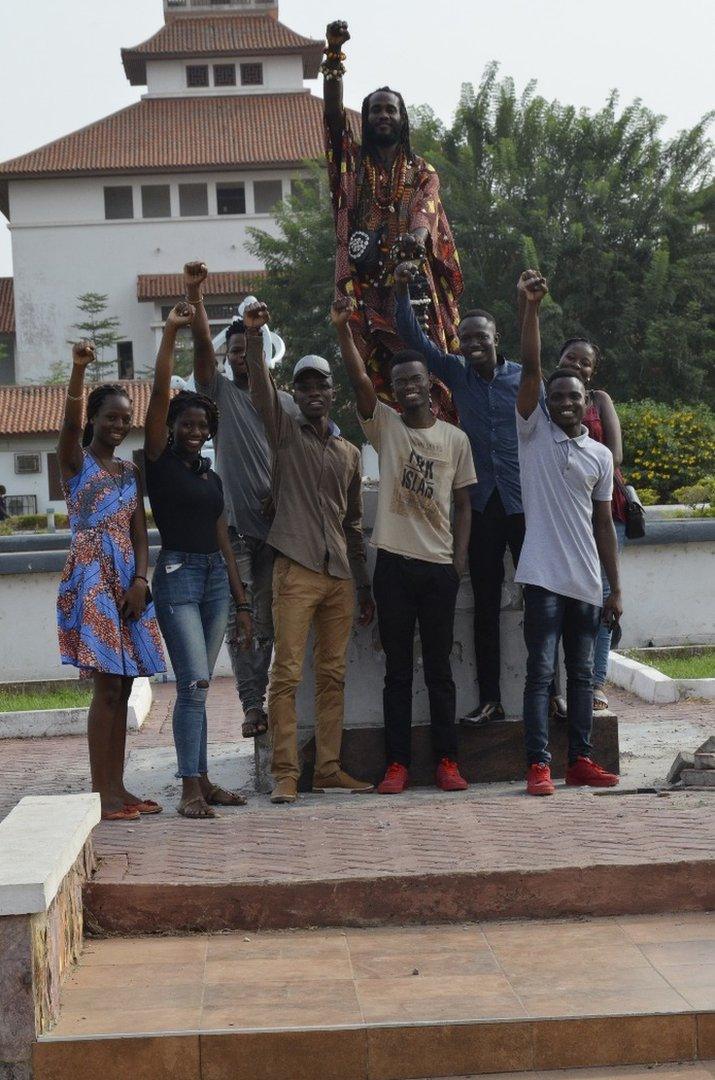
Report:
325,112,463,419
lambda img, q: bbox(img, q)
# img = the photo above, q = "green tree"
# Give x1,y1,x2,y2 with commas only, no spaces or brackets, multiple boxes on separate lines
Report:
69,293,123,382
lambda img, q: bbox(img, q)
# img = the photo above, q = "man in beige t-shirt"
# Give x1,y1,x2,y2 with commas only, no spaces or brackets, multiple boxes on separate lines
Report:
332,299,476,794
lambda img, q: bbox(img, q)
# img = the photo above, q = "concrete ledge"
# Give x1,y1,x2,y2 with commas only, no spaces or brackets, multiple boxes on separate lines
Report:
677,677,715,699
607,652,680,704
0,794,100,916
0,678,153,739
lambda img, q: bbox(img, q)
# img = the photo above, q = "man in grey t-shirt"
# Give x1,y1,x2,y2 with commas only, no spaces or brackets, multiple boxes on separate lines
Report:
515,270,622,796
185,262,295,738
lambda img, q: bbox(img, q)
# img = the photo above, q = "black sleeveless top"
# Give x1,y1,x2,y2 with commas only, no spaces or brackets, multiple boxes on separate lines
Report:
145,447,224,554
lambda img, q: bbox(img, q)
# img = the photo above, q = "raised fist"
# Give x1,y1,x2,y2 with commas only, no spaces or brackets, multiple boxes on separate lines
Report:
330,297,355,327
72,340,96,368
395,261,420,285
326,20,350,48
518,269,548,303
243,301,270,330
165,301,195,330
183,261,208,293
391,234,426,266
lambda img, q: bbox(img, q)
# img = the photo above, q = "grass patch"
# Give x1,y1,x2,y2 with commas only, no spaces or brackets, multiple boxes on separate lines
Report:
0,685,93,713
624,649,715,680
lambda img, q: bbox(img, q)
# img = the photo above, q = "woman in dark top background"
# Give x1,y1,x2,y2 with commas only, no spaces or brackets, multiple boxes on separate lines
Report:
557,337,627,712
145,302,253,818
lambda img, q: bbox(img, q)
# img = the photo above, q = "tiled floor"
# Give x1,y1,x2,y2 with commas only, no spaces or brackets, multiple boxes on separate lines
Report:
442,1066,715,1079
47,912,715,1038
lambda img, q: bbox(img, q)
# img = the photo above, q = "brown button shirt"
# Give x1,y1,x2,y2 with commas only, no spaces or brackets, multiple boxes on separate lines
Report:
245,335,369,588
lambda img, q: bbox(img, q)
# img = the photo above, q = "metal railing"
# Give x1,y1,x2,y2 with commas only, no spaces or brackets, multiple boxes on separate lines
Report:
6,495,38,517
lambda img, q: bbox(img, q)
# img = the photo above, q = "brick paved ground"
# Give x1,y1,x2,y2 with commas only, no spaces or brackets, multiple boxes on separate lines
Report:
3,681,714,913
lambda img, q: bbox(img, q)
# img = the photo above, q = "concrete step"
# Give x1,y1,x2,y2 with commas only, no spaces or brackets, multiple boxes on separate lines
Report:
34,915,715,1079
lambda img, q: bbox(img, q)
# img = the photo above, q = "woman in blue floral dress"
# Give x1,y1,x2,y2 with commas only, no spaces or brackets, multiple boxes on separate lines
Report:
57,341,165,820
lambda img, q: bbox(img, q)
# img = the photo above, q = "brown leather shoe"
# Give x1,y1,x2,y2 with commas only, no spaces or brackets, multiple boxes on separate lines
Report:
270,778,298,804
313,769,374,794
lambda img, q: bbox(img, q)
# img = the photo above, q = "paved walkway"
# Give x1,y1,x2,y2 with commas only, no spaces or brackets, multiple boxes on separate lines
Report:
3,681,714,898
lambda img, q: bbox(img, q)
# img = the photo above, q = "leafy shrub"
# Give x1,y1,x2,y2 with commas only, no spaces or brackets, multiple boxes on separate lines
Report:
617,401,715,502
637,488,660,506
673,484,711,510
8,513,70,532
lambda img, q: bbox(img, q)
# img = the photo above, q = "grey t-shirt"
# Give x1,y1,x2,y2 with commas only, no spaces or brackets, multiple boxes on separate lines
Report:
197,371,296,540
514,404,613,607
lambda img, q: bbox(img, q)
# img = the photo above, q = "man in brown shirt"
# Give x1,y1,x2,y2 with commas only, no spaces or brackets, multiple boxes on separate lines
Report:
244,302,375,804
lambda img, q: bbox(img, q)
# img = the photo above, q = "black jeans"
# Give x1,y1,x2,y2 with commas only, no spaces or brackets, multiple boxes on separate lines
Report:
373,550,460,767
468,489,526,704
522,585,601,765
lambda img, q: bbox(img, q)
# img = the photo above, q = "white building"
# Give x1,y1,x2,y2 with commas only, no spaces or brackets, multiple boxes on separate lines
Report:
0,0,326,384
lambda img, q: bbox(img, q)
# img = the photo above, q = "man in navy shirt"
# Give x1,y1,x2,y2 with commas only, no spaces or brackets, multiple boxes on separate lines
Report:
395,264,542,724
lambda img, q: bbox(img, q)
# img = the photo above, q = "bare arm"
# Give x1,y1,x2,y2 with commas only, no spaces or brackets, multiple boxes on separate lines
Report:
331,299,377,419
323,21,349,146
594,390,623,467
122,468,150,621
242,306,284,450
144,303,194,462
594,499,623,625
516,270,548,419
57,342,95,479
452,486,471,578
184,261,216,388
216,512,253,650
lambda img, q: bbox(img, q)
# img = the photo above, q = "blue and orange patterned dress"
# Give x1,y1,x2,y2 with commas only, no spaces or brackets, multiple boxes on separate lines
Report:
57,450,165,677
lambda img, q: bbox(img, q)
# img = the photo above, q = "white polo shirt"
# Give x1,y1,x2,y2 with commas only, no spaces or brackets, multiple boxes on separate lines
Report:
515,403,613,607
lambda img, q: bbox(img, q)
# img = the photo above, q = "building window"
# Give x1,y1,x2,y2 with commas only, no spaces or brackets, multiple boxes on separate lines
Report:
141,185,171,218
46,453,64,501
213,63,236,87
14,453,41,475
186,64,209,87
104,186,134,220
217,183,246,215
240,63,263,86
254,180,283,214
117,342,134,379
179,183,209,216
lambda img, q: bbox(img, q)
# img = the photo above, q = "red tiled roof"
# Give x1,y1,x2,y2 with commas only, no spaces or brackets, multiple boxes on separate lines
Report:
122,15,323,83
137,270,265,301
0,93,341,180
0,381,154,436
0,278,14,334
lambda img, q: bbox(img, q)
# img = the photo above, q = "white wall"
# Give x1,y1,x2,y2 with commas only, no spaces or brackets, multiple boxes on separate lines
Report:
0,432,145,513
145,55,304,96
8,170,301,382
618,540,715,649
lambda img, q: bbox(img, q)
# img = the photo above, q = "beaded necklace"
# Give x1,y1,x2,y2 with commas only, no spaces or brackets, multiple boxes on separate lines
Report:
364,151,408,214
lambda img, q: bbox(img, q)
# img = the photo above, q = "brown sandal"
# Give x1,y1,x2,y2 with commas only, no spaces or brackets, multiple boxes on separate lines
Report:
177,796,217,819
204,785,247,807
102,806,140,821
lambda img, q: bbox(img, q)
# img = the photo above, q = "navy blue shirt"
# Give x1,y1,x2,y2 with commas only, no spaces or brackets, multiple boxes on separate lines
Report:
396,292,543,515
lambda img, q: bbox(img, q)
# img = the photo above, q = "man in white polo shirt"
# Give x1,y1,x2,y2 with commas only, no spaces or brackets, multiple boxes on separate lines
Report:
515,270,622,795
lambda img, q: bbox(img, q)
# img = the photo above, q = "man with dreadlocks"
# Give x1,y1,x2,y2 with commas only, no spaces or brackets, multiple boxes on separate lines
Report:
322,20,463,420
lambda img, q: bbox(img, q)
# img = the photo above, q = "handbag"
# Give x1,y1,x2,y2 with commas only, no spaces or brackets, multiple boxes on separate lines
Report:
616,477,646,540
348,226,386,277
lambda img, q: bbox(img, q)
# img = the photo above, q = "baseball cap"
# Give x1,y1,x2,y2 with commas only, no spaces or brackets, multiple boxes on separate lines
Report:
293,355,332,381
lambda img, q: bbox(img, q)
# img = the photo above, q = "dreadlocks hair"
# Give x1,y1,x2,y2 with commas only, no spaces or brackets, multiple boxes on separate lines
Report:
166,390,219,443
361,87,413,163
546,366,587,393
82,384,132,448
225,317,246,345
558,337,602,374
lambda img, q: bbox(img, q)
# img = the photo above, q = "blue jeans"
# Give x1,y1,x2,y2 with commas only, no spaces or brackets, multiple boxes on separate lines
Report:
152,551,230,778
522,585,601,766
593,520,626,688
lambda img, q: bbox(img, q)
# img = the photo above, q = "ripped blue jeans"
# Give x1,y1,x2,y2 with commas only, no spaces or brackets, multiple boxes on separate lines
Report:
152,550,230,778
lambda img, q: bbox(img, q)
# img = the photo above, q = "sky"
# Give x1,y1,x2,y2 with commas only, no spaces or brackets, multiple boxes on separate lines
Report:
0,0,712,277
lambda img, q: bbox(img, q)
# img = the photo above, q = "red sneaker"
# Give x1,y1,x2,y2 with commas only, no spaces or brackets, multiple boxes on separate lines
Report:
526,762,555,796
376,762,409,794
435,758,469,791
566,756,619,787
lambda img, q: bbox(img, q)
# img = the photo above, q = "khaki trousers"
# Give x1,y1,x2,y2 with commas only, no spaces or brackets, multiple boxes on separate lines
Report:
269,555,355,783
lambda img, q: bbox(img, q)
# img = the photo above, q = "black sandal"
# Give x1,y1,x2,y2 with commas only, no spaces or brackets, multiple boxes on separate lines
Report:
204,785,247,807
241,709,268,738
460,701,505,727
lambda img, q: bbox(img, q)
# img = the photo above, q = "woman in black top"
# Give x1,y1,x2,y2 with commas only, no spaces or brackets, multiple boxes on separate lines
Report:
145,302,253,818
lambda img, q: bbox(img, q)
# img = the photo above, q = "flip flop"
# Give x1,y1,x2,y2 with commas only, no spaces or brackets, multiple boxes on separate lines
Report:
102,806,141,821
593,690,609,711
126,799,163,815
177,796,217,820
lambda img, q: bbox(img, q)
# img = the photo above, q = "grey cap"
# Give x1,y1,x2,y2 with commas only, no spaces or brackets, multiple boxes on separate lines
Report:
293,354,332,381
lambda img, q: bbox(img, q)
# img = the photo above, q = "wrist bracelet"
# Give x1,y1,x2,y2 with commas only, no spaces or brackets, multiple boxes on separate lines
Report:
185,294,203,305
235,602,253,613
133,575,148,584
